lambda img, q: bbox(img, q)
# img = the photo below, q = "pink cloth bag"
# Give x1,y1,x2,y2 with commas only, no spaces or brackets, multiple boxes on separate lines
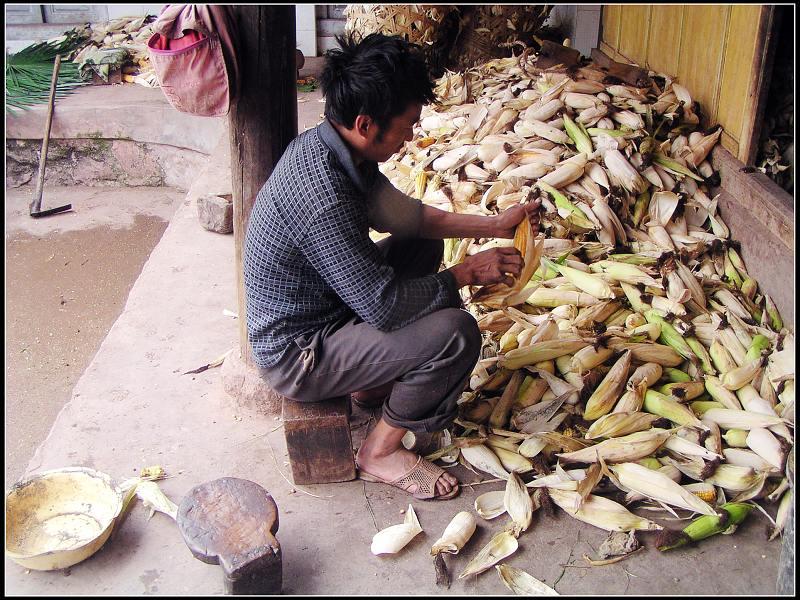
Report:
147,4,240,117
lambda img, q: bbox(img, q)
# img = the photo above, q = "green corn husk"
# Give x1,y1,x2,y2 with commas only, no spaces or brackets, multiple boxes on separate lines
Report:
564,112,593,155
501,339,589,369
763,295,783,331
690,400,725,416
632,190,650,228
657,381,706,401
723,252,744,288
607,254,658,266
538,182,596,230
621,283,652,313
644,390,704,427
745,335,771,362
740,277,758,300
655,502,754,551
722,429,749,448
644,310,696,362
637,457,664,470
663,368,693,383
686,337,715,375
652,152,704,182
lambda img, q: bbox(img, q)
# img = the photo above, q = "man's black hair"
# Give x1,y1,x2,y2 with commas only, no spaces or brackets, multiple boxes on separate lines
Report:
320,32,436,132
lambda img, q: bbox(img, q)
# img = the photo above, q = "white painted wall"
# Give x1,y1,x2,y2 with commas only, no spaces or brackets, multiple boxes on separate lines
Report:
296,4,316,58
105,4,165,19
546,5,602,58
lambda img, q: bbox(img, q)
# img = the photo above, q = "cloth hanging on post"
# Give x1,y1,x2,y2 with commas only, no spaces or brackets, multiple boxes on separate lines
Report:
147,4,240,117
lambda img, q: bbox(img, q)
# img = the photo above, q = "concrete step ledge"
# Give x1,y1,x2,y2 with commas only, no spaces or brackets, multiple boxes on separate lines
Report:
6,84,228,191
6,84,226,156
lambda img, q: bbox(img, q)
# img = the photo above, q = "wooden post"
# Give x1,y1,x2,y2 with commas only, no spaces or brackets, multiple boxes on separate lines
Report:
229,5,298,365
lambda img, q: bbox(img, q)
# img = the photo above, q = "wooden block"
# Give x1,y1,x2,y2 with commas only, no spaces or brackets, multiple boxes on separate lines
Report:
536,40,582,69
590,48,651,87
177,478,282,595
282,396,357,485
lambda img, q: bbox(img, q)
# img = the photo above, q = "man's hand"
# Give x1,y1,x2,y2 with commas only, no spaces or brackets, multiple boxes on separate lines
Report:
494,198,543,239
447,246,523,289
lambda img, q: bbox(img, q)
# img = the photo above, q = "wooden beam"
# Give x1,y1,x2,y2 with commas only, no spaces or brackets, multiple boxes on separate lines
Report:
740,5,778,166
229,6,298,364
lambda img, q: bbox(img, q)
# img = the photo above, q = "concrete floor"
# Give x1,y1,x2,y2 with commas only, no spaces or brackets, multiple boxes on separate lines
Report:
4,59,791,595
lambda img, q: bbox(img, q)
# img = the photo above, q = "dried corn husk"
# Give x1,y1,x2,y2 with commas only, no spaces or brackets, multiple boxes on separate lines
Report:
371,505,423,555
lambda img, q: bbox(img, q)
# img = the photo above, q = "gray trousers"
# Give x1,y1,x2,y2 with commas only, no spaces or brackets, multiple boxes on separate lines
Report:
258,237,482,433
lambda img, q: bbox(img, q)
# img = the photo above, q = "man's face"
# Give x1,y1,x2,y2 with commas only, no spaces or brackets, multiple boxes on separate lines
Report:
364,102,422,163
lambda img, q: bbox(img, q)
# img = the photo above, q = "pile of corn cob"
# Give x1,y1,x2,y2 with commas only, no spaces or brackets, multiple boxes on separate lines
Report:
67,16,158,87
379,53,794,563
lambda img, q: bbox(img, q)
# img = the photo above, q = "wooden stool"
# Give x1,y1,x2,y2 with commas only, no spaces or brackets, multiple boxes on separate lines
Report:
177,478,282,595
282,396,357,485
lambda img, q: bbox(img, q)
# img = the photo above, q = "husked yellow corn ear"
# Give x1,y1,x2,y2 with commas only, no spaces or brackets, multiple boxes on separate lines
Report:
682,482,717,503
414,170,428,199
584,350,633,420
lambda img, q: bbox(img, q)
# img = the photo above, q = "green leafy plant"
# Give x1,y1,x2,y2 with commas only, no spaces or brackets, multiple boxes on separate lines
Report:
6,30,90,114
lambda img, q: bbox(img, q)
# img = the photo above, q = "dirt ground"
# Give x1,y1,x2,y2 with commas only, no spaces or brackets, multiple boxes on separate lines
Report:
4,63,325,490
4,186,185,489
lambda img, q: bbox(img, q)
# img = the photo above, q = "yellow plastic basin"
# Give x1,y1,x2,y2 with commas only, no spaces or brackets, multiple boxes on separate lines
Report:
6,467,123,571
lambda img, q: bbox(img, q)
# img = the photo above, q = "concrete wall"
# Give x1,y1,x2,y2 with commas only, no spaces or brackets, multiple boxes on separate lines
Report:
546,5,602,58
6,5,316,57
296,5,316,58
106,4,165,19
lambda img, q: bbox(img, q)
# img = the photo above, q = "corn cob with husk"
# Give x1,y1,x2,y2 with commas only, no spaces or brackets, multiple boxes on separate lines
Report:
376,51,792,560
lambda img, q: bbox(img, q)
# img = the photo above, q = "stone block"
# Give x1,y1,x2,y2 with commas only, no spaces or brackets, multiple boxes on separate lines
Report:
220,349,284,415
197,194,233,234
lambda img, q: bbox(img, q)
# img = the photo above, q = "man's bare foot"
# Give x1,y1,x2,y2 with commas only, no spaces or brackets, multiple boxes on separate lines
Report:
356,418,458,498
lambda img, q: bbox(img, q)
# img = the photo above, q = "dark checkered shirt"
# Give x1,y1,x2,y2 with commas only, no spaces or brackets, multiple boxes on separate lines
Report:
243,119,461,368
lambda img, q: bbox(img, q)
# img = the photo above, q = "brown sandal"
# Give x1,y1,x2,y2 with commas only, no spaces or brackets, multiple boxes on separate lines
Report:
357,456,460,501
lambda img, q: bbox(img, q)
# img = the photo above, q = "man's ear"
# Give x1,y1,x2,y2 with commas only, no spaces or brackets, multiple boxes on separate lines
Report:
353,114,374,139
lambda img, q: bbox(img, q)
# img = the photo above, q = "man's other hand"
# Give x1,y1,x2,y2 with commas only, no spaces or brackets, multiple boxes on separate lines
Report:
494,198,543,239
447,246,523,288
